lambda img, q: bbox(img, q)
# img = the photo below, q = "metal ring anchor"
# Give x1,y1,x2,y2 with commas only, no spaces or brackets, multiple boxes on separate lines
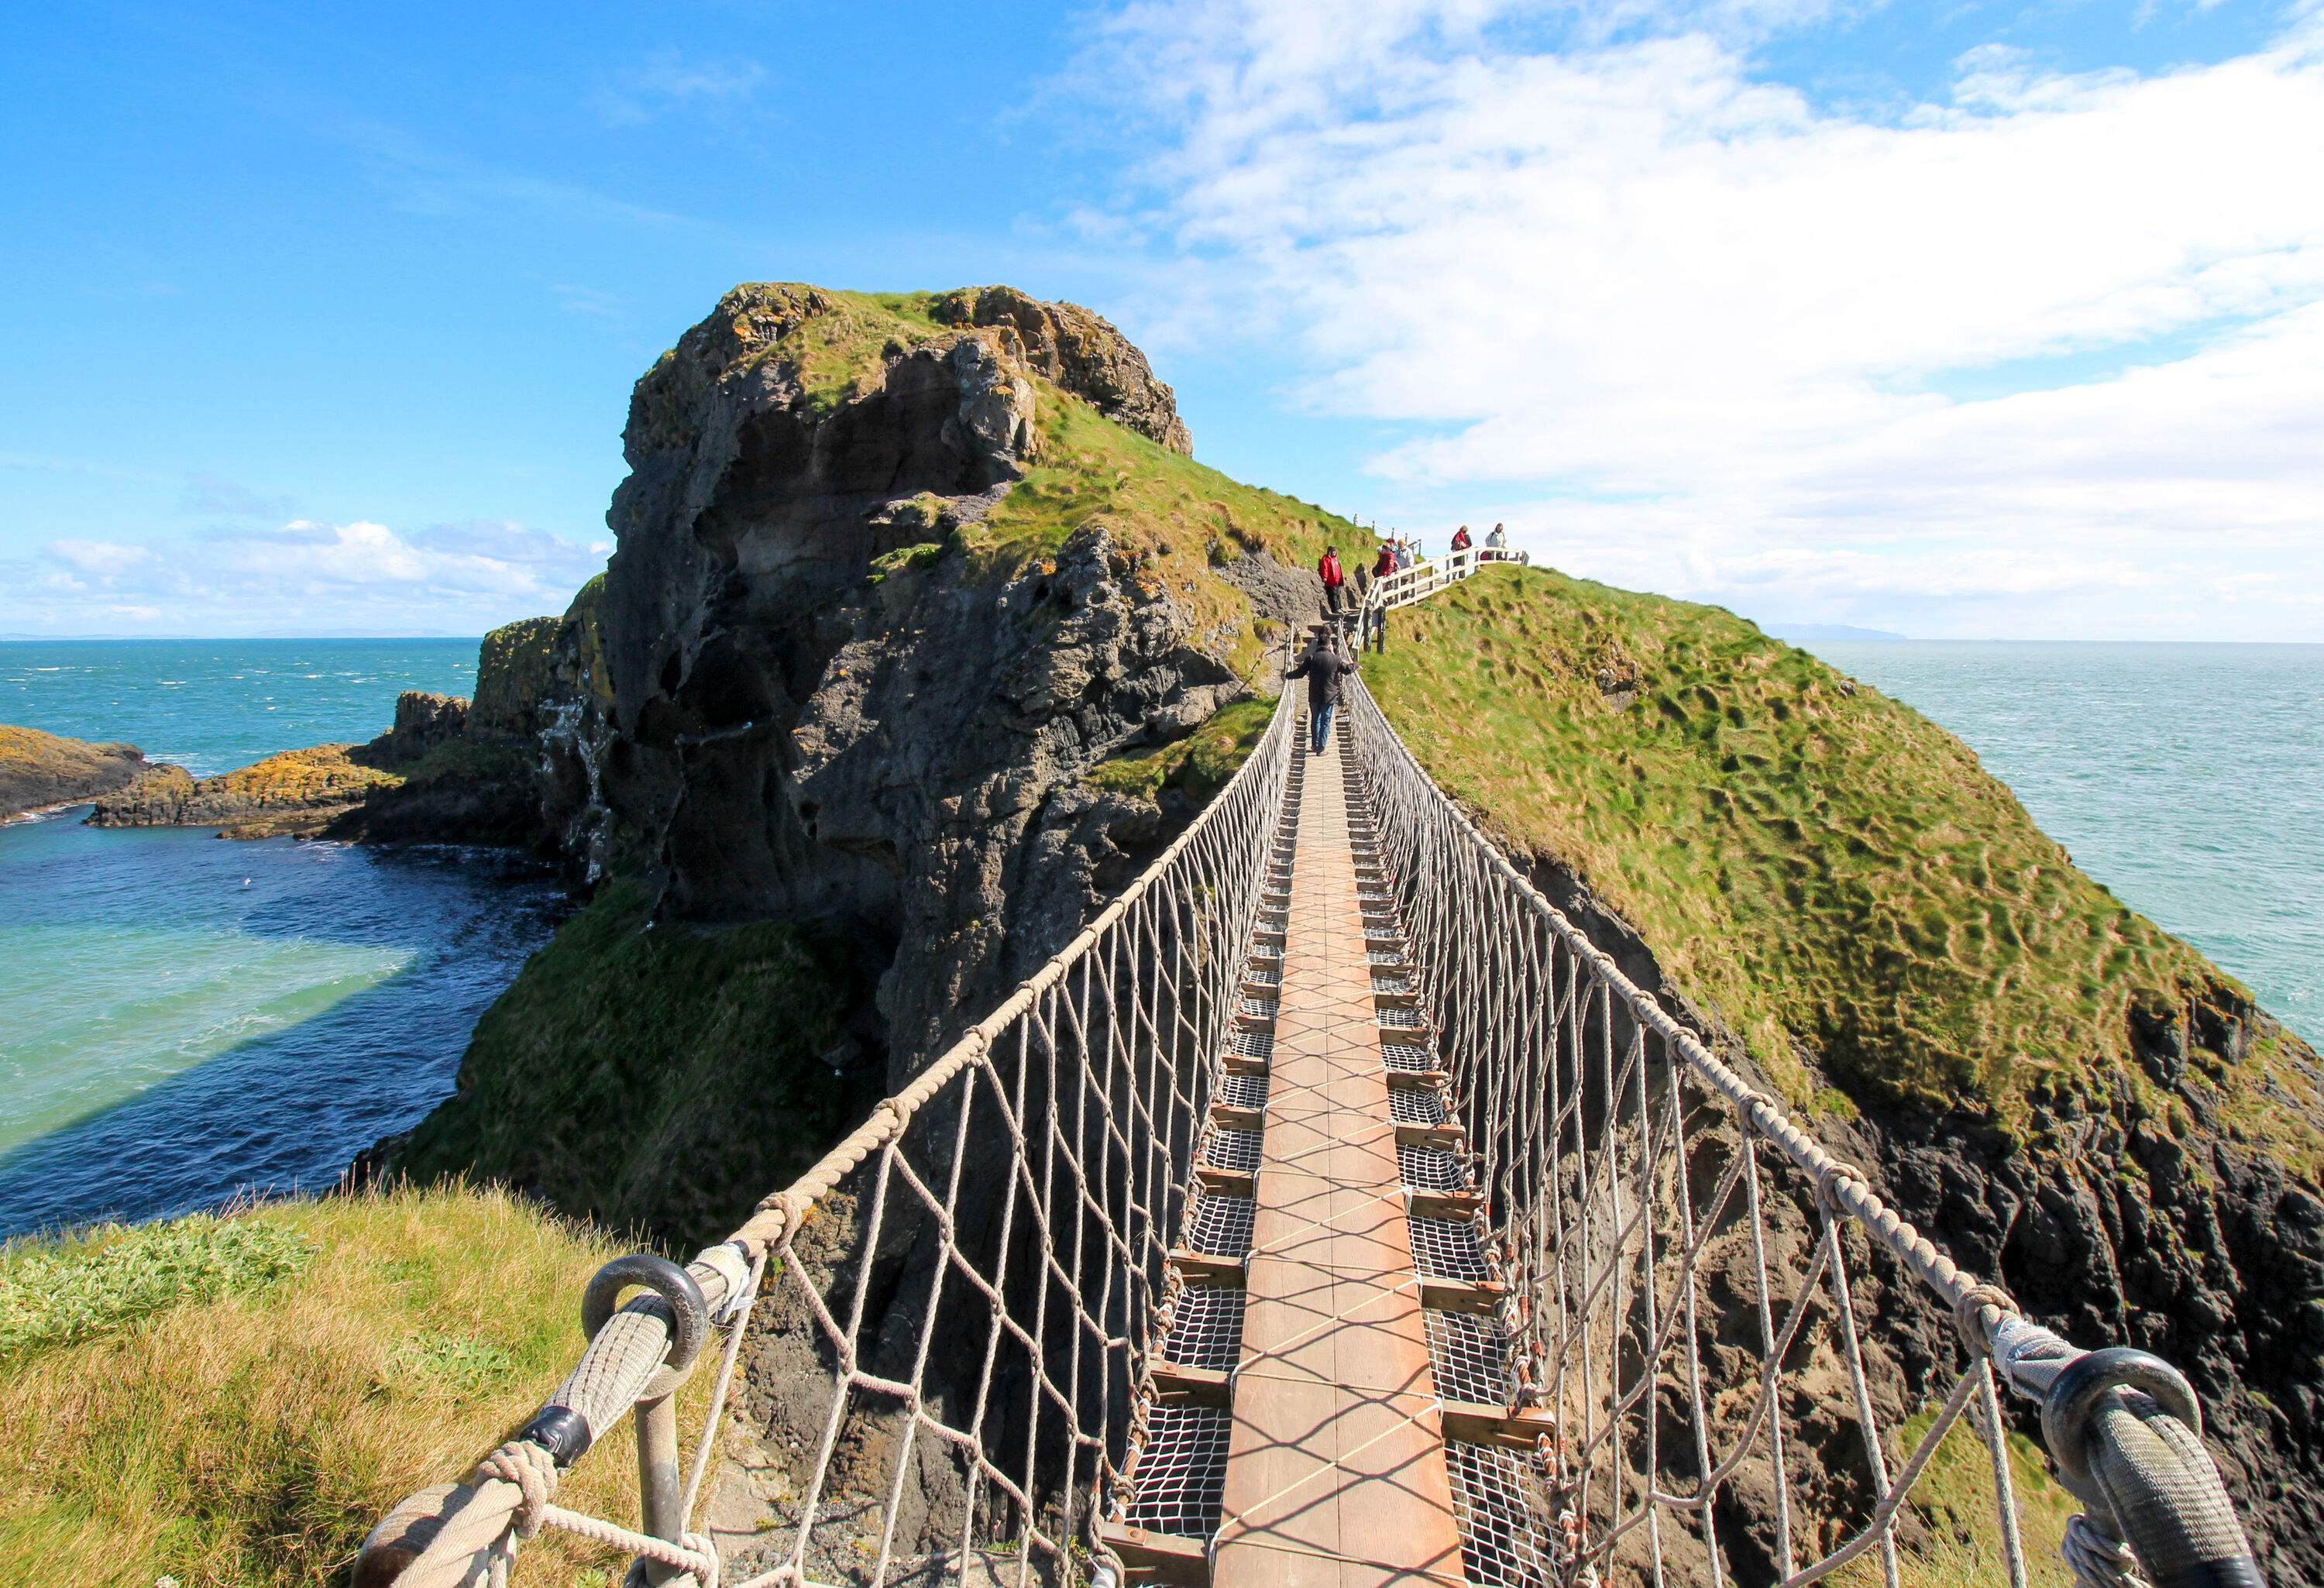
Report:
2040,1346,2203,1493
582,1253,710,1374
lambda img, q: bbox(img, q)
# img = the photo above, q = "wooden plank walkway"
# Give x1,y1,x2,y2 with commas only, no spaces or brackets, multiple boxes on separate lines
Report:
1212,723,1470,1588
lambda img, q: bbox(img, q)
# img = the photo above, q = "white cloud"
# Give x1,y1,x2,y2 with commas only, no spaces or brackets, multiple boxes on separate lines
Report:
47,539,153,576
12,519,603,635
1092,0,2324,636
594,50,768,126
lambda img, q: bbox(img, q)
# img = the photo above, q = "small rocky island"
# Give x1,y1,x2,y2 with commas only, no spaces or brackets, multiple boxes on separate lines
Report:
0,724,147,821
84,618,564,843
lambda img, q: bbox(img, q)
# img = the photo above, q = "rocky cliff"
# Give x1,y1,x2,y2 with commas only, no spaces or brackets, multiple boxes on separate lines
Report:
386,283,1359,1236
0,725,145,820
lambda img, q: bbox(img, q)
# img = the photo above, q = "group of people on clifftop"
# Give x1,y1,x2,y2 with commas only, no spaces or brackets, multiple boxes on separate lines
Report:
1298,520,1504,754
1313,522,1514,624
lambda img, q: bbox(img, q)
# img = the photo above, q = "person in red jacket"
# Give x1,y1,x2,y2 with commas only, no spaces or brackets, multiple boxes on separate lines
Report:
1318,546,1346,617
1450,524,1472,552
1372,543,1396,581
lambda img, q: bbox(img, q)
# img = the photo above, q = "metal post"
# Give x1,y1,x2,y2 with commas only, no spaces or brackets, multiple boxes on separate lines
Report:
633,1389,685,1585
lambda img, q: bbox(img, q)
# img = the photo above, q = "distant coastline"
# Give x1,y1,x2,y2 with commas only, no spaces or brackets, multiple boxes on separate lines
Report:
1763,621,1907,641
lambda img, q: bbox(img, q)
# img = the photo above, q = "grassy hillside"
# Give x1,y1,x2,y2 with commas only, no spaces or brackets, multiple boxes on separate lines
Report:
1369,564,2303,1138
969,376,1367,681
392,881,883,1248
0,1184,682,1588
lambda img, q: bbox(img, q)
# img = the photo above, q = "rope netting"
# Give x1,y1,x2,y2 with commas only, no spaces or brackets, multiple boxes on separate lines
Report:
359,691,1297,1588
1339,675,2263,1588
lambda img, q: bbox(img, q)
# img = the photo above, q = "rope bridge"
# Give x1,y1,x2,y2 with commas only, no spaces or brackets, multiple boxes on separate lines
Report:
359,568,2264,1588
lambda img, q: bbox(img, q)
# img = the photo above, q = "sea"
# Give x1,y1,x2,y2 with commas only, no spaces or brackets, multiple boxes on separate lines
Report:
2,638,2319,1238
1810,641,2323,1051
0,641,569,1238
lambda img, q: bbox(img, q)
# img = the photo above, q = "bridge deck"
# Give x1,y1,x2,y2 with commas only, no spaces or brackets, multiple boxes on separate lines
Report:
1213,722,1469,1588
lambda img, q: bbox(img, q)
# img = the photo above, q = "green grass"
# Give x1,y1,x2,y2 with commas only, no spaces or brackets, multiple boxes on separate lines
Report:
0,1215,314,1363
718,284,951,418
1088,696,1279,806
0,1184,686,1588
390,879,882,1249
1370,564,2246,1125
968,379,1374,682
1834,1404,2078,1587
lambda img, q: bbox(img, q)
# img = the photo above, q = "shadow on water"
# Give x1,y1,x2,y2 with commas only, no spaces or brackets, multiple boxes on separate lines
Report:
0,830,570,1239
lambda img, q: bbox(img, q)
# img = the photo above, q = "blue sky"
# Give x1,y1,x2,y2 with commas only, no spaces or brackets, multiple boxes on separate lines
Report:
4,0,2319,638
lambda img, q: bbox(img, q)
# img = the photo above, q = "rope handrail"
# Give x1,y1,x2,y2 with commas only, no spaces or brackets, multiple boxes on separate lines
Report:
359,689,1301,1588
1339,670,2265,1588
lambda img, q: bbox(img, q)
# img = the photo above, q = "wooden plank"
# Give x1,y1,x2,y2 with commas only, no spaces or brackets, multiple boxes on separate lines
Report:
1440,1399,1559,1453
1151,1363,1233,1408
1213,728,1470,1588
1098,1521,1211,1587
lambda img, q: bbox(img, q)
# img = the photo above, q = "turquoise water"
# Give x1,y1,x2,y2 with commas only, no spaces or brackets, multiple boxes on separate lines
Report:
1813,641,2324,1048
0,641,565,1236
2,638,480,777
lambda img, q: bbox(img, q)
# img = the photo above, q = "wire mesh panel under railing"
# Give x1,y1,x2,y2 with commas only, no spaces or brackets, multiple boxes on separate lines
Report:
1339,676,2266,1588
356,691,1297,1588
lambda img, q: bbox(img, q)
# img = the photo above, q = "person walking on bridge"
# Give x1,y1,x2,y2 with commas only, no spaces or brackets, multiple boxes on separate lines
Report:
1318,545,1347,619
1450,524,1472,553
1287,627,1357,755
1485,522,1508,556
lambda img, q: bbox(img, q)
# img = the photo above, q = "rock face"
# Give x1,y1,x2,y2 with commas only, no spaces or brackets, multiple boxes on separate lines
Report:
0,725,145,819
930,285,1195,456
89,745,402,837
528,283,1286,1072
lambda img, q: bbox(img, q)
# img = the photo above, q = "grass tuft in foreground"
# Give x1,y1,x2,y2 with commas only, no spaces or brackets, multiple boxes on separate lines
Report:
0,1183,685,1588
0,1214,314,1363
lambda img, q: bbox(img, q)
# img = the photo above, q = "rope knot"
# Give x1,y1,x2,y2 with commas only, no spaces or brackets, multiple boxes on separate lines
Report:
752,1188,813,1245
475,1440,556,1541
1953,1280,2020,1346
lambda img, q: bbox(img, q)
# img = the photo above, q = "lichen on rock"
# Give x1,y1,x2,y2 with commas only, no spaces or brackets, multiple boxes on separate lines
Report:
0,725,145,820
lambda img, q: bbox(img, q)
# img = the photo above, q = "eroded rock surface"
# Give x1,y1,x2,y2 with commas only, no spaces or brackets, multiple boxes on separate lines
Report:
531,282,1254,1072
930,284,1194,456
0,725,144,820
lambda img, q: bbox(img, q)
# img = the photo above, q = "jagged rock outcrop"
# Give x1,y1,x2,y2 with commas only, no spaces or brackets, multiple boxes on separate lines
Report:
525,282,1314,1074
90,744,401,837
930,285,1194,456
0,725,145,819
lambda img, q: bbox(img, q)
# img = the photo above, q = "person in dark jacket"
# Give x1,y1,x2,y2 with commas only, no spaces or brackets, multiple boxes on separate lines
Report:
1286,629,1356,755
